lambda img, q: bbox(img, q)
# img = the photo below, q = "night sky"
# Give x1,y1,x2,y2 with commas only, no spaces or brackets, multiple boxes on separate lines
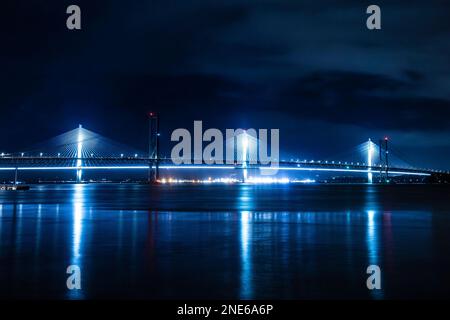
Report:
1,0,449,169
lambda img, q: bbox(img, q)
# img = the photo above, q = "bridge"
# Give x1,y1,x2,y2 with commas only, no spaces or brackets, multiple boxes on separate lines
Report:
0,114,447,184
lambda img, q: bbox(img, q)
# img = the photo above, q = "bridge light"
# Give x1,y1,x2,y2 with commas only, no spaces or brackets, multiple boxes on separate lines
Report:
21,153,24,157
40,152,43,157
120,154,124,158
57,153,61,157
1,153,4,157
134,154,138,158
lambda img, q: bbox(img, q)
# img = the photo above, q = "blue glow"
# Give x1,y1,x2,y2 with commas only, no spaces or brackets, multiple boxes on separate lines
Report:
159,165,236,170
0,165,431,176
368,139,373,184
76,125,83,182
366,209,383,299
68,184,85,299
367,210,377,265
240,210,253,299
73,184,84,260
242,131,248,182
272,167,430,176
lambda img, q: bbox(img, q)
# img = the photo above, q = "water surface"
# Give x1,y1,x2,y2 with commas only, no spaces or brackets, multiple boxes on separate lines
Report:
0,184,449,299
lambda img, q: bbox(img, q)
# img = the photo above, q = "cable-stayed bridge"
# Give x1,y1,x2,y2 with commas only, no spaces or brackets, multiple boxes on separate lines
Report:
0,120,447,184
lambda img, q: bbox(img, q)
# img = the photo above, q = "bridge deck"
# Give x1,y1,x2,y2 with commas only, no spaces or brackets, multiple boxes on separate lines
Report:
0,157,436,176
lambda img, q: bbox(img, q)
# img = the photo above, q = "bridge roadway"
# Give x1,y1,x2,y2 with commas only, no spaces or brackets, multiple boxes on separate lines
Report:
0,156,438,176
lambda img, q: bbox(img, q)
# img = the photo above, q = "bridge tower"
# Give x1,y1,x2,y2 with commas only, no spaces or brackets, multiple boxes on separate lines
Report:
230,130,250,182
148,112,160,183
384,137,389,181
378,137,389,183
242,130,249,182
367,138,373,184
76,124,83,183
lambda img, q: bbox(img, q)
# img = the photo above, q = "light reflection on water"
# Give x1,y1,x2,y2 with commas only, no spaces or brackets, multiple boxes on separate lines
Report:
240,211,252,299
366,210,383,299
68,184,85,299
72,185,84,264
0,184,446,299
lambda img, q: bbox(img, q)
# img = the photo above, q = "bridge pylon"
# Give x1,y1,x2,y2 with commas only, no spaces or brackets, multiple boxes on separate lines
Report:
148,112,160,183
242,130,249,182
367,138,373,184
378,137,390,183
76,124,83,183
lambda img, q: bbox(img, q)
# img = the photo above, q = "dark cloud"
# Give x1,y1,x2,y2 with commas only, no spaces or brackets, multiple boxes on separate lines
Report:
279,71,450,131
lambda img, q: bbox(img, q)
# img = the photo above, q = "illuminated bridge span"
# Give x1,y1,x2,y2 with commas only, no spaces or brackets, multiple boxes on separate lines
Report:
0,119,447,184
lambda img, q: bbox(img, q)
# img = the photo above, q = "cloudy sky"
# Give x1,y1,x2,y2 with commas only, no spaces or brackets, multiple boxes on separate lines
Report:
1,0,449,168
